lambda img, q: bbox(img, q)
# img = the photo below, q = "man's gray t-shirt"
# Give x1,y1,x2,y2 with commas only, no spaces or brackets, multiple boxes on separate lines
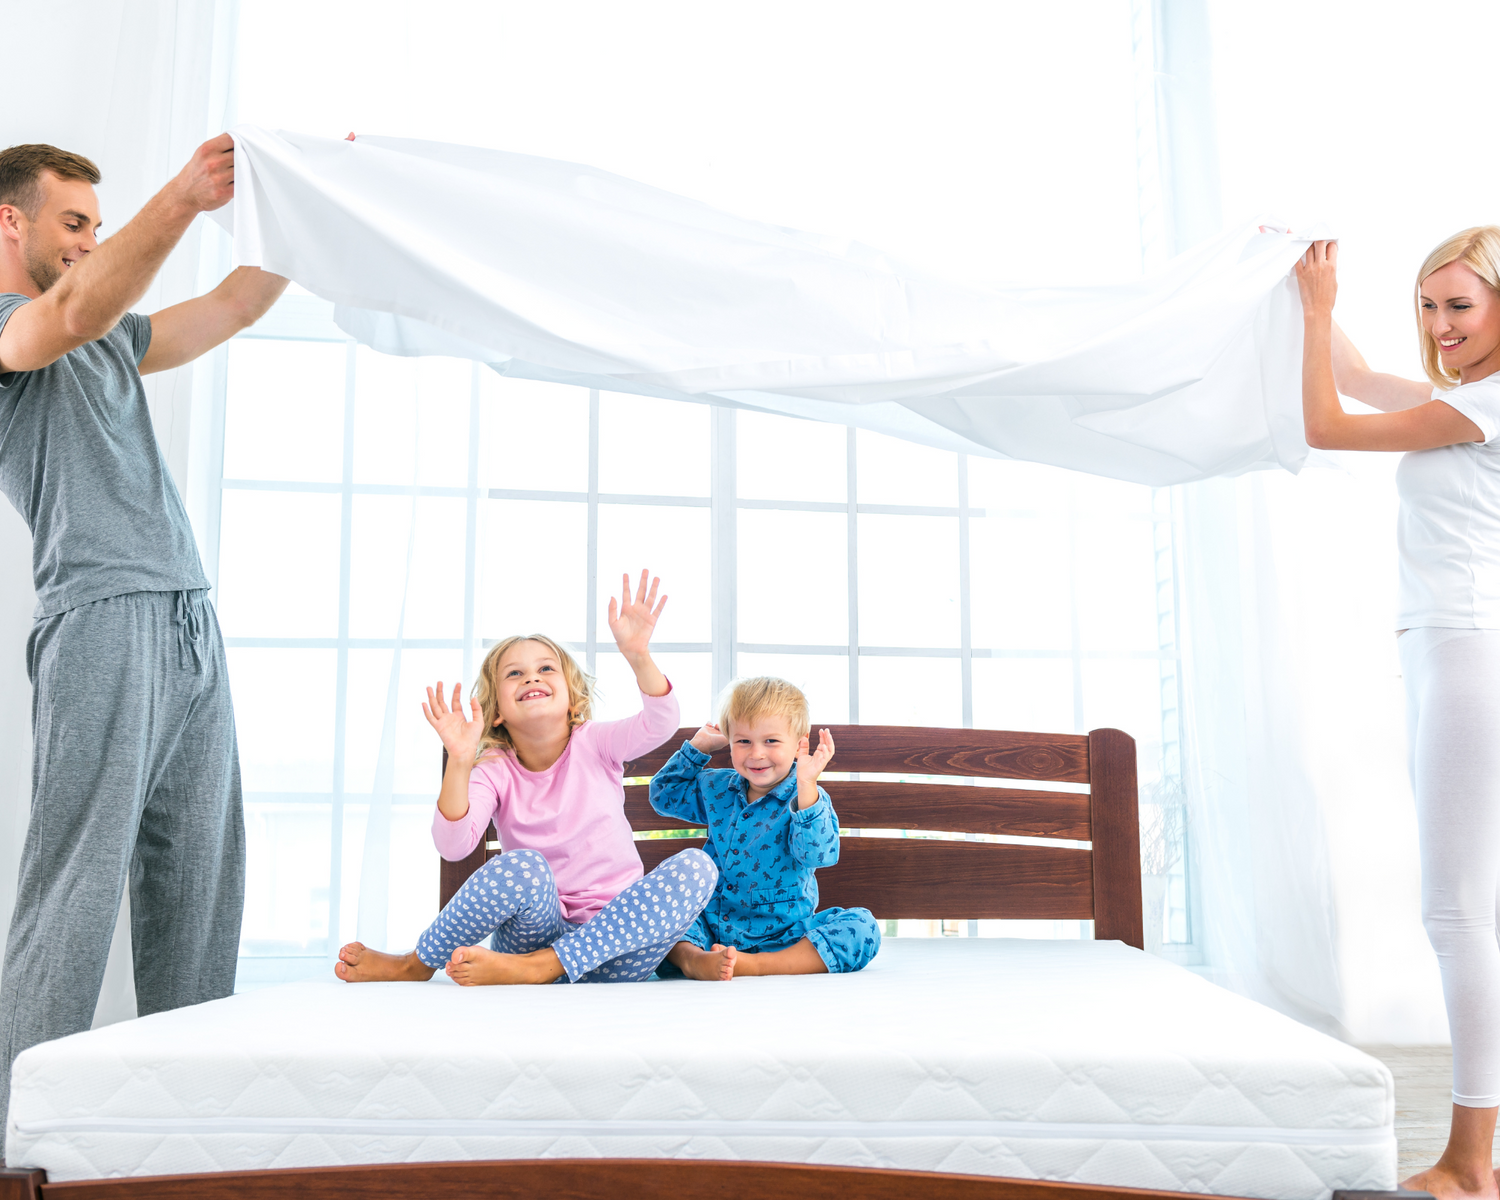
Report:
0,293,208,619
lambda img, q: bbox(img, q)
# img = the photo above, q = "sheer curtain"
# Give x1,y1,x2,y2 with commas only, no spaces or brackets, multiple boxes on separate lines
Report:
1142,0,1347,1032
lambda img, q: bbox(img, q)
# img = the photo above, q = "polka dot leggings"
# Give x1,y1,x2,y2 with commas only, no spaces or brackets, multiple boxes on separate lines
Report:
414,846,717,983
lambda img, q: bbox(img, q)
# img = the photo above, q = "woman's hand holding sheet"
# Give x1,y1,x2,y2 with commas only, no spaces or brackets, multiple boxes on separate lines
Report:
1294,239,1338,320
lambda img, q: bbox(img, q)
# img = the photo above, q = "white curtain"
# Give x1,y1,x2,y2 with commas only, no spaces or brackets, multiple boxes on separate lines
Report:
0,0,239,1028
1173,476,1345,1033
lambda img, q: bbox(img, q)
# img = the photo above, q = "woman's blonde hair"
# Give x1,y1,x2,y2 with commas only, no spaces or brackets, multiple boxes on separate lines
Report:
1416,226,1500,388
717,675,811,740
473,634,595,759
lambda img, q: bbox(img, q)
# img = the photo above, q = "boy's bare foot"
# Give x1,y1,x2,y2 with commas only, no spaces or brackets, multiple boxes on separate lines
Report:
334,942,435,983
446,945,567,986
730,936,828,977
1403,1162,1498,1200
672,943,738,981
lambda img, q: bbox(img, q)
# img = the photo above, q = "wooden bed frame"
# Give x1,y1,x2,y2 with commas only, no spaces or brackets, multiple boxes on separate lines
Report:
1,724,1214,1200
442,723,1145,944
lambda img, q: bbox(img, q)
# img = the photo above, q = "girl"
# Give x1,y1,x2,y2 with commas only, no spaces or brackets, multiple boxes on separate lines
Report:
335,570,716,985
1299,230,1500,1200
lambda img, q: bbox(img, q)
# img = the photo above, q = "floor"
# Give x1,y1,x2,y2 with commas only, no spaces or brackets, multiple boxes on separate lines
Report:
1360,1044,1483,1181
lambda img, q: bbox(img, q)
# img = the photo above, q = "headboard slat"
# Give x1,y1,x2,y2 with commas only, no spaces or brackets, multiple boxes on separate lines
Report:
637,837,1095,921
624,782,1091,840
624,726,1090,784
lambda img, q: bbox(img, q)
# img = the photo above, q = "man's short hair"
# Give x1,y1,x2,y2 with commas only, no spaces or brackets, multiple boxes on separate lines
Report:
0,144,101,219
718,676,811,740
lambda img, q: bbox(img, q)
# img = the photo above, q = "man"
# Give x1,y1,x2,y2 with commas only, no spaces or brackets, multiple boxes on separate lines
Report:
0,133,287,1142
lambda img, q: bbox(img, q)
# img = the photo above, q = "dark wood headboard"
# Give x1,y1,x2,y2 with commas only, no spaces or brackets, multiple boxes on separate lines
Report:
439,725,1143,949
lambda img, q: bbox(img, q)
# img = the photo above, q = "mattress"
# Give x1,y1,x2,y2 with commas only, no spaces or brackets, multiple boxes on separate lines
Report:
7,938,1394,1197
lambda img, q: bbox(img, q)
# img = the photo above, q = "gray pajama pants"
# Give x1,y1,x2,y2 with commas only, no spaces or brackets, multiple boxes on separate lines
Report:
0,590,245,1147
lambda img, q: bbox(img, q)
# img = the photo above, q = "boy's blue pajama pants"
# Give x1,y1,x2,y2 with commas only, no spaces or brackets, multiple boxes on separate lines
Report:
680,905,882,973
414,847,716,982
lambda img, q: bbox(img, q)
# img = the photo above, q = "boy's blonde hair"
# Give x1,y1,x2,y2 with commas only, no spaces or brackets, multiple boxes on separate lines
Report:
1416,225,1500,389
718,675,810,740
473,634,595,759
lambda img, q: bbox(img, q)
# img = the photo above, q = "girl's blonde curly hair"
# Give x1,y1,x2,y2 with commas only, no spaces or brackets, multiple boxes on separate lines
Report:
473,634,596,760
1417,226,1500,389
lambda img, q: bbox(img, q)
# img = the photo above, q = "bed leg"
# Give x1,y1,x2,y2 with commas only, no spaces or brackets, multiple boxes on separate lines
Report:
0,1167,45,1200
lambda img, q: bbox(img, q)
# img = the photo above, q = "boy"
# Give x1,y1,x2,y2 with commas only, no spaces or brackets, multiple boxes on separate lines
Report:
650,676,880,979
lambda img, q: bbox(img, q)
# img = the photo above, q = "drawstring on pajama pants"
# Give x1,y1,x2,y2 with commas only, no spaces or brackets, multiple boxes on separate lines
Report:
173,589,207,672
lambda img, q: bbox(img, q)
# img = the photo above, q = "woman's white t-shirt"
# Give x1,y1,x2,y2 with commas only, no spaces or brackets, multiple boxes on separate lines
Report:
1396,375,1500,628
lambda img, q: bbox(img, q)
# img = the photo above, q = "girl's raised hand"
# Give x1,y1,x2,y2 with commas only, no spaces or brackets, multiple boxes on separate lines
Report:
607,569,667,659
690,721,729,754
422,681,485,761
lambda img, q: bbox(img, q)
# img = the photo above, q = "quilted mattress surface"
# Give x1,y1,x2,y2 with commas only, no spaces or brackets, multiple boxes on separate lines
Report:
8,938,1393,1197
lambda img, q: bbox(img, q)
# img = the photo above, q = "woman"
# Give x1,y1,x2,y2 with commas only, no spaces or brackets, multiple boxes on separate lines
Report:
1299,227,1500,1200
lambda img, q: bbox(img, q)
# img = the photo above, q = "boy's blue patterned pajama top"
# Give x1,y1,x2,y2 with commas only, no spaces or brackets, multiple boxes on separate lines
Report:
414,846,716,982
648,742,881,973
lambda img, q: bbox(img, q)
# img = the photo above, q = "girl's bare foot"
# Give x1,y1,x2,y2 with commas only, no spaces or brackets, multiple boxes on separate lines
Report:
1404,1162,1498,1200
445,945,566,986
334,942,435,983
673,943,737,981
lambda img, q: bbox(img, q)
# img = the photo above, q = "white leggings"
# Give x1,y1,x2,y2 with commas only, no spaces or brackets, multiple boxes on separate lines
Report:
1402,627,1500,1107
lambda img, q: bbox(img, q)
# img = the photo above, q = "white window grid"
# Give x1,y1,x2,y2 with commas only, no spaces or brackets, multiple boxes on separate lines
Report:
212,297,1191,958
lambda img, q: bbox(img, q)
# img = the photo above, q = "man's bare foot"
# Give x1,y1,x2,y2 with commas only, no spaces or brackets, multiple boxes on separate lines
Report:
1403,1162,1498,1200
673,943,737,981
334,942,435,983
445,945,566,986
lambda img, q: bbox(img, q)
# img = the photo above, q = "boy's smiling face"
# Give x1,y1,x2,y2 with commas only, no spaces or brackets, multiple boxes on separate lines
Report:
728,714,800,801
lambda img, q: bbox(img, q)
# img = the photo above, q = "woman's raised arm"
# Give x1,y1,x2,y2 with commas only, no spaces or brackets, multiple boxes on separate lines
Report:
1299,241,1482,451
1330,321,1433,412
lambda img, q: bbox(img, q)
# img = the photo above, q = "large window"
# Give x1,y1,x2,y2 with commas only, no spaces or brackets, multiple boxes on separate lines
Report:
215,295,1188,986
220,0,1191,986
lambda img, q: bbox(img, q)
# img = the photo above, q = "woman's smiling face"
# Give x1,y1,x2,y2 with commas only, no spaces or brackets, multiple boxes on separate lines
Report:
1421,260,1500,384
492,640,571,732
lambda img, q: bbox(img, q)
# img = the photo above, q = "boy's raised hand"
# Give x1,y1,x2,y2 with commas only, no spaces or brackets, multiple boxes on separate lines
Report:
422,681,485,761
795,728,835,810
690,721,729,754
607,568,667,657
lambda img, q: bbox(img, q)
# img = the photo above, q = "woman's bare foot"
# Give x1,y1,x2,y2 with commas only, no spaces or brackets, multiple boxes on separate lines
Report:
445,945,566,986
334,942,435,983
672,943,737,981
1403,1162,1498,1200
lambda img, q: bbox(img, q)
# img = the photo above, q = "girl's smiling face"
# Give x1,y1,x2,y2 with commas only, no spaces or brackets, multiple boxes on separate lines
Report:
1421,260,1500,384
492,640,571,733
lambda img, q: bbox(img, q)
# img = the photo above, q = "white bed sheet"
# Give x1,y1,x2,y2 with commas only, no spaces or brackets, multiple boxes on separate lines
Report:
7,938,1394,1197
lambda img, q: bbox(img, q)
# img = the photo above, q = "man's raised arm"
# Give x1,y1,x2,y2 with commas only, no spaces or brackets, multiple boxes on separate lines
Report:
139,266,288,375
0,134,237,374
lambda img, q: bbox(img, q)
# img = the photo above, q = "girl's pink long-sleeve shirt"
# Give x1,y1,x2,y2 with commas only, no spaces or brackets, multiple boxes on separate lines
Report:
431,688,680,923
